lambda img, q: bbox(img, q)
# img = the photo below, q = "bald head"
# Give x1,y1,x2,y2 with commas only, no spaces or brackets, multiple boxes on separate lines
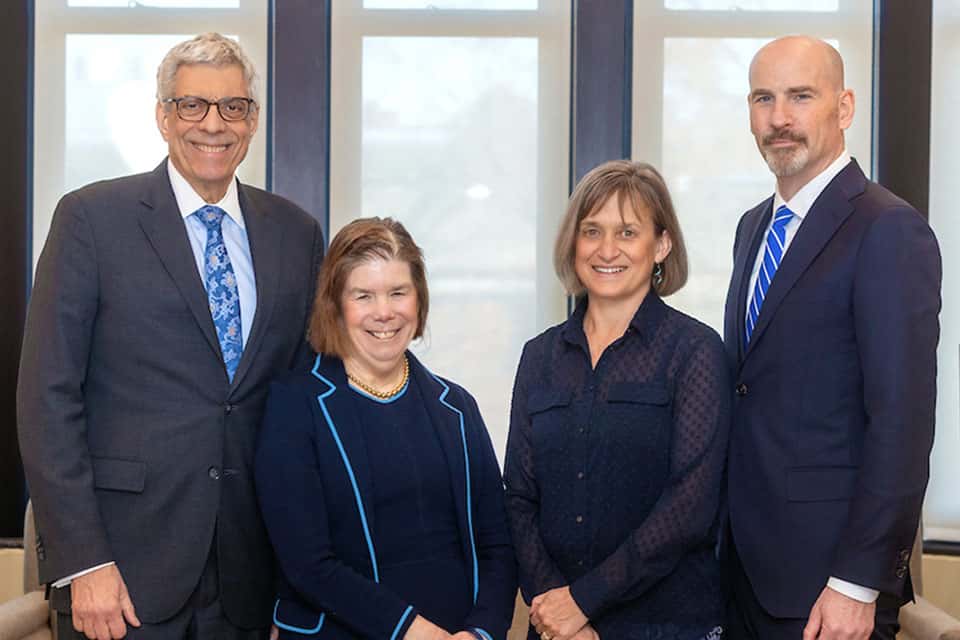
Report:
750,36,845,93
747,35,855,199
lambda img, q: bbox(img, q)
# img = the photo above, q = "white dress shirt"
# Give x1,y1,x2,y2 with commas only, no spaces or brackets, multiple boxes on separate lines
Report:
744,148,879,605
745,149,851,316
168,159,257,345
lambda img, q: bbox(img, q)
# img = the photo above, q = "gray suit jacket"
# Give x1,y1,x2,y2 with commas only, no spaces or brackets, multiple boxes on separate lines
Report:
17,160,324,628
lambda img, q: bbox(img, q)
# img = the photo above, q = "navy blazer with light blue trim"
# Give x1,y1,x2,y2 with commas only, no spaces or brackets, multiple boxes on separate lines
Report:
254,352,517,639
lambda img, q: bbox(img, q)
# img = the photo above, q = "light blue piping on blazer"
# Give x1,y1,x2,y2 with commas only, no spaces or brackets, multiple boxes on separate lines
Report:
311,355,381,583
390,606,414,640
273,600,325,634
430,372,481,604
471,627,494,640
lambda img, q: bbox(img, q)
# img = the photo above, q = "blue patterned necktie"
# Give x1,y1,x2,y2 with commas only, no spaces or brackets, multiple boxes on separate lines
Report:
745,204,794,346
197,205,243,381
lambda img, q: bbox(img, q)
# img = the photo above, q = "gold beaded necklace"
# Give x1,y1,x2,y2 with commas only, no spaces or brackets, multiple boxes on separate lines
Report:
347,355,409,400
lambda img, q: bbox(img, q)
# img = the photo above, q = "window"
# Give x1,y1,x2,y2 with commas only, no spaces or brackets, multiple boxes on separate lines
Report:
364,0,538,9
926,0,960,543
331,1,571,459
665,0,838,10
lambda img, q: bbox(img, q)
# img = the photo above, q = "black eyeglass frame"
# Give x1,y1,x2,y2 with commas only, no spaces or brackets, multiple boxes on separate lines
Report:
161,95,258,122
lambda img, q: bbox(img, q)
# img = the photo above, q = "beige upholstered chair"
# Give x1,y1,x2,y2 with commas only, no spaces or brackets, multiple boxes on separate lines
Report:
895,528,960,640
507,591,529,640
0,502,53,640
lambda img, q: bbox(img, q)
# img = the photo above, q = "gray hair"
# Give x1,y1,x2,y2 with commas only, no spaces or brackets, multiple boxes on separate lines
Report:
156,32,259,104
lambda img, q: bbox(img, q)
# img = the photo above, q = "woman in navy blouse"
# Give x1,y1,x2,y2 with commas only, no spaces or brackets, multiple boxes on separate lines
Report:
504,161,731,640
255,218,516,640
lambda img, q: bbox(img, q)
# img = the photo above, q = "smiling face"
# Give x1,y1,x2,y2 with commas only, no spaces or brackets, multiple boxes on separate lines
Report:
748,37,854,199
156,63,258,203
340,257,419,382
574,193,671,308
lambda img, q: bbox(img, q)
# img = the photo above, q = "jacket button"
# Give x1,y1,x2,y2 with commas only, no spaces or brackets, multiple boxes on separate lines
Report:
224,403,235,414
898,549,911,561
208,466,221,480
895,566,907,579
575,515,583,523
736,383,748,396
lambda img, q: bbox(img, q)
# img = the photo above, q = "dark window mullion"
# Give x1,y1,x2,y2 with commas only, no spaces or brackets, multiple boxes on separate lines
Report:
0,0,32,538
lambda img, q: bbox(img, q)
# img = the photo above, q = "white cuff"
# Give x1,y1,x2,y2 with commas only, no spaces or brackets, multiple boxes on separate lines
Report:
827,577,879,603
51,562,116,588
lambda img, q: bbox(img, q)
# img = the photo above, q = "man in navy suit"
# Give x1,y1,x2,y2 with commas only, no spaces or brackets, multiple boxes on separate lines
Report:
723,36,940,640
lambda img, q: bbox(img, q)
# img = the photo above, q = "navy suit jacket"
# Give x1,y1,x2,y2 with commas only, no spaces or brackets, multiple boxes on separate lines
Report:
722,159,941,618
254,352,517,639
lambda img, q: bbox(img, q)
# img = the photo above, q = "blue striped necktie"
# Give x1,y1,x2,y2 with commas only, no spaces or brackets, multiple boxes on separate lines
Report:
197,205,243,381
745,204,794,346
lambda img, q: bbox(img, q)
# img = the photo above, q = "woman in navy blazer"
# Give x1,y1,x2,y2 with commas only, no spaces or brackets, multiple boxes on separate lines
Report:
255,218,516,640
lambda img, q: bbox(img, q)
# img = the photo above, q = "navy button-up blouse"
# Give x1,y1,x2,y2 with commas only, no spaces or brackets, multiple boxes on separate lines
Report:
504,292,731,635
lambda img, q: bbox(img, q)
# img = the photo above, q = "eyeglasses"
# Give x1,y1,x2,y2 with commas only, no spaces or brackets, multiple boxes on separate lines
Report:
162,96,257,122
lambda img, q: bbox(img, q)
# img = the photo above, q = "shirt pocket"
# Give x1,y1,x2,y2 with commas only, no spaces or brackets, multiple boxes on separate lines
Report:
527,389,574,458
603,383,672,475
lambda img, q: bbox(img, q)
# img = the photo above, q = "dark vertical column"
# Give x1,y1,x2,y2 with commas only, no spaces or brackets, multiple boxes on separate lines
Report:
0,1,32,537
874,0,932,218
270,0,331,239
572,0,632,185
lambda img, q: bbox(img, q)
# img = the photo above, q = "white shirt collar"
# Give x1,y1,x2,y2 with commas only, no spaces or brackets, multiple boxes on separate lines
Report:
167,158,245,230
773,149,852,221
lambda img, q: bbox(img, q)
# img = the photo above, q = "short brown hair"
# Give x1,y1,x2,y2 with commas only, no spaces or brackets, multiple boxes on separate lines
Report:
554,160,688,297
308,217,429,358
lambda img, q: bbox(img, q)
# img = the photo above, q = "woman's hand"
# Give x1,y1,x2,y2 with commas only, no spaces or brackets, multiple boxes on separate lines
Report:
529,586,588,640
403,615,452,640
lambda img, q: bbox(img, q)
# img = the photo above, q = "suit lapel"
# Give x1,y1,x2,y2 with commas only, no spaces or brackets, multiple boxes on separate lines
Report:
230,184,284,390
137,162,223,366
743,161,865,359
728,198,772,365
413,356,471,558
310,356,376,538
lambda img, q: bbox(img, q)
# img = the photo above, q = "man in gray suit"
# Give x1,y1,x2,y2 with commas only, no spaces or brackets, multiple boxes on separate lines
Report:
17,33,323,639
